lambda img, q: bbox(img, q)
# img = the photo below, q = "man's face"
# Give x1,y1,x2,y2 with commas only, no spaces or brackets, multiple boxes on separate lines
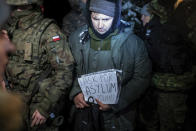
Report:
141,14,151,26
91,12,113,34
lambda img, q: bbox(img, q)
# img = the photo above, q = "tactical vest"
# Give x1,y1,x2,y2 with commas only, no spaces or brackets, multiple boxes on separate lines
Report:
7,18,54,89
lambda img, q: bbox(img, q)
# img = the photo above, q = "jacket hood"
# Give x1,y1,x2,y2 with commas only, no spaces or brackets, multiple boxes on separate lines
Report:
86,0,121,39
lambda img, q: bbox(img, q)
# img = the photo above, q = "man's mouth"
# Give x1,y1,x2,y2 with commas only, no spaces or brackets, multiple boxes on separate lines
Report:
97,29,105,33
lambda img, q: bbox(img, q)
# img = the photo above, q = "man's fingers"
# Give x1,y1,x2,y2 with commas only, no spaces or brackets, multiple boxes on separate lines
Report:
78,103,84,108
1,81,6,91
31,110,47,127
31,117,37,127
40,119,46,125
96,99,105,110
96,99,103,107
35,117,41,126
1,30,7,34
32,111,37,119
75,104,80,108
74,93,90,108
1,30,9,39
39,119,44,125
75,102,83,108
80,100,89,107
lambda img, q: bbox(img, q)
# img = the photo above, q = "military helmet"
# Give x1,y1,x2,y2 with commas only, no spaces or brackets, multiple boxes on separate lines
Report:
6,0,39,5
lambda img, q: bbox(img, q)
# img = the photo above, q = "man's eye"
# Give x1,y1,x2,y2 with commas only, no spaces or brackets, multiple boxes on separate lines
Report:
93,18,99,21
103,19,109,21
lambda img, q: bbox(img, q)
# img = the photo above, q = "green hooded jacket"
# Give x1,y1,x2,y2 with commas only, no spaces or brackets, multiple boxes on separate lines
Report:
69,24,152,130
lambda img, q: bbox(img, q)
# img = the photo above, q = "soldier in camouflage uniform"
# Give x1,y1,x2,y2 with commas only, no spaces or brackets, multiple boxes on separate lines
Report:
62,0,87,38
138,2,196,131
1,0,74,130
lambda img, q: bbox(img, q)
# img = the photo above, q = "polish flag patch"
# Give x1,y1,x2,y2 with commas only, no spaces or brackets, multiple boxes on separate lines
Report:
52,35,60,42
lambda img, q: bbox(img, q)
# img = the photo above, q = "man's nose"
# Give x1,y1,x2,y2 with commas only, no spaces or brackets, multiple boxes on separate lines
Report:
98,21,104,28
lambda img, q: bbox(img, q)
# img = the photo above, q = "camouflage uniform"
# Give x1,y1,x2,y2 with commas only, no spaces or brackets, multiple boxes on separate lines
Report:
62,0,86,38
140,72,196,131
3,0,74,130
138,1,196,131
152,72,196,131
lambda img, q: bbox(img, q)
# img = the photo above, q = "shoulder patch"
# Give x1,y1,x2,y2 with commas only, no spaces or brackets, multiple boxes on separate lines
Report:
52,35,61,42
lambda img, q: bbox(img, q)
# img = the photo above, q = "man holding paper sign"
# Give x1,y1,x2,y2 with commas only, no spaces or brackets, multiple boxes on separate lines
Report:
69,0,151,130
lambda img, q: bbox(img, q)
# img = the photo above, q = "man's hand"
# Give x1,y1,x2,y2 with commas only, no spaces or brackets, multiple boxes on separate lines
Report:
74,93,89,108
31,110,46,127
1,30,9,39
96,99,111,111
0,80,6,91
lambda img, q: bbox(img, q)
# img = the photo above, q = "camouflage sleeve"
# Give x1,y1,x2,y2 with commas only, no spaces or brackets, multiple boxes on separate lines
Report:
33,23,74,117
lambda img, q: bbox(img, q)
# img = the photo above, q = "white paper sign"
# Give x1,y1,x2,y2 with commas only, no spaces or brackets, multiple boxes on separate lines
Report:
78,69,122,104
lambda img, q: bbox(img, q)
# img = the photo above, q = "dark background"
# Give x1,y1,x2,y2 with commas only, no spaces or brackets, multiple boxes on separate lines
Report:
43,0,71,27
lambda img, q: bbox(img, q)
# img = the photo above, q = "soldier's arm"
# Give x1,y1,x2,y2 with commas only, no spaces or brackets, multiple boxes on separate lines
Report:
34,23,74,117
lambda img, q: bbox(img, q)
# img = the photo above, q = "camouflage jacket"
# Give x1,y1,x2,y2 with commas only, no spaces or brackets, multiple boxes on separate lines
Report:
152,70,196,92
4,10,74,117
151,1,196,92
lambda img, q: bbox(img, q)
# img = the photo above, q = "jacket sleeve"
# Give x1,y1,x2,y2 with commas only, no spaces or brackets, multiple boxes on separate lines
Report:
112,36,152,113
32,23,74,117
68,30,83,101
